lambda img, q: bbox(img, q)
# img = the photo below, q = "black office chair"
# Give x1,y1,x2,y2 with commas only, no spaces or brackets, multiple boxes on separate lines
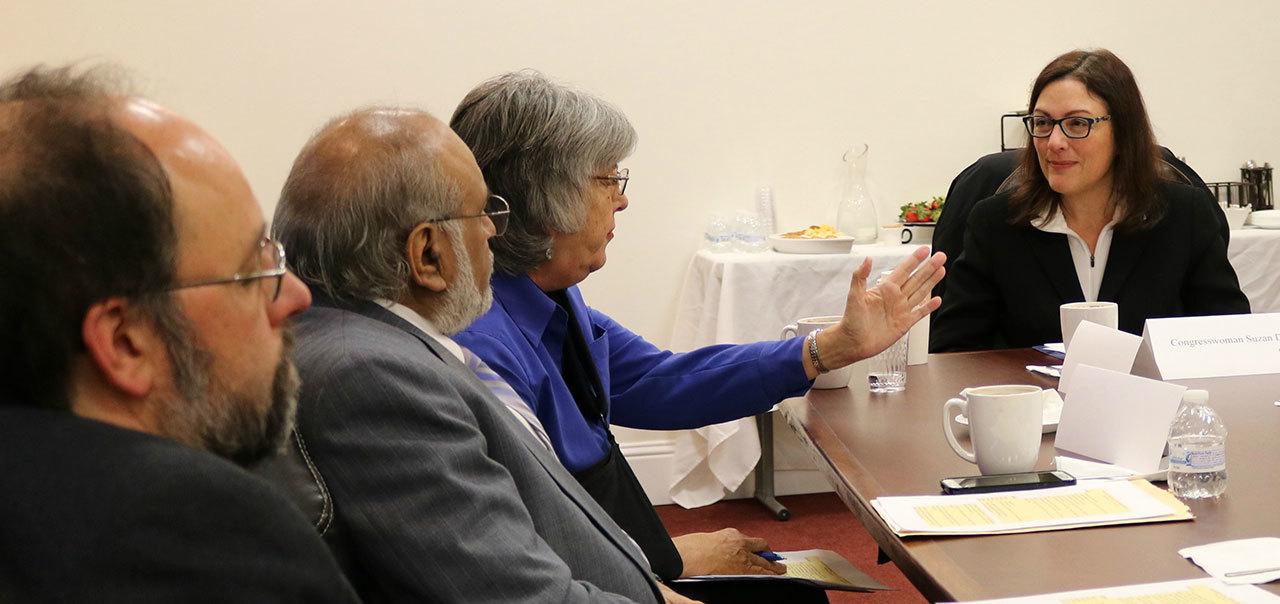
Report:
251,431,355,573
931,147,1223,301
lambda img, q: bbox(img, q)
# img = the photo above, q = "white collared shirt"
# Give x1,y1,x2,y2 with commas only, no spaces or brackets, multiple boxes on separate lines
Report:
1032,209,1120,302
374,299,550,446
376,299,466,362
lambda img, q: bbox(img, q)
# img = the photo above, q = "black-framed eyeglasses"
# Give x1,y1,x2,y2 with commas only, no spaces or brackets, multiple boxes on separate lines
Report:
168,237,287,301
1023,114,1111,139
424,194,510,236
594,168,629,195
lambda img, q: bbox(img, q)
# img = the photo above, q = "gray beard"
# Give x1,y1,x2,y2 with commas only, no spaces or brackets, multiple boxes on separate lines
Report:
431,220,494,336
151,301,299,467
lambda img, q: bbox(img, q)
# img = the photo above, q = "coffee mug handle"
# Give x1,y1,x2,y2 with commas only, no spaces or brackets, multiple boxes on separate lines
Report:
942,397,976,464
781,324,798,340
901,228,913,244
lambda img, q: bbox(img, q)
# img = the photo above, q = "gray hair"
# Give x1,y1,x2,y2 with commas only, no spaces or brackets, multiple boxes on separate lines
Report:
449,70,636,275
273,107,463,301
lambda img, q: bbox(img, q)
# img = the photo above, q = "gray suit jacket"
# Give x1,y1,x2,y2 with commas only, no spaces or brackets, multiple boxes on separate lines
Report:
291,297,661,604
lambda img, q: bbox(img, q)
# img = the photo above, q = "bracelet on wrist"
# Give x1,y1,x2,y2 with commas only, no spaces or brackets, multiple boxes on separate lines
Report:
807,329,830,374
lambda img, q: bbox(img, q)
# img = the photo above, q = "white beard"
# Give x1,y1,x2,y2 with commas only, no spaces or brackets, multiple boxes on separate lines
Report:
432,220,494,336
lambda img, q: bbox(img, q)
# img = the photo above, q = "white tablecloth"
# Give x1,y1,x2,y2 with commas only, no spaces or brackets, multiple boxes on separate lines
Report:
666,244,920,508
665,230,1280,507
1227,228,1280,313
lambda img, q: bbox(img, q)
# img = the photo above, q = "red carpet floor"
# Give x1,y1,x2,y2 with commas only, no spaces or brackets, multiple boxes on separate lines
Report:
656,493,927,604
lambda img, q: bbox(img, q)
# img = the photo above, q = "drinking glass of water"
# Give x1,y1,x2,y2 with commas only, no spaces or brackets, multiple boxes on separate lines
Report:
869,270,907,393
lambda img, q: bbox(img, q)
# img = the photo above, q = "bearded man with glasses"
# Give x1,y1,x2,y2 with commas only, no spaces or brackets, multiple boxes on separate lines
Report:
269,107,665,603
0,65,357,602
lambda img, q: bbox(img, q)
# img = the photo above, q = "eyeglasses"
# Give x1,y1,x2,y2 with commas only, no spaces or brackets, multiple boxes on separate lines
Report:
168,237,287,301
594,168,630,195
425,194,510,236
1023,115,1111,139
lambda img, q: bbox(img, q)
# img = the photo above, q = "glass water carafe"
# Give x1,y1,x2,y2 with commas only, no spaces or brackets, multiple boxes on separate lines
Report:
836,143,880,244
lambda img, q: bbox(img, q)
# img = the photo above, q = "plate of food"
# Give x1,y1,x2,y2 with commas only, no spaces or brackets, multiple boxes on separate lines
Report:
769,224,854,254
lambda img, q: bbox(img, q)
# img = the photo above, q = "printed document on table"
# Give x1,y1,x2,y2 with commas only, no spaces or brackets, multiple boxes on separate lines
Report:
871,479,1191,536
674,548,889,593
955,578,1280,604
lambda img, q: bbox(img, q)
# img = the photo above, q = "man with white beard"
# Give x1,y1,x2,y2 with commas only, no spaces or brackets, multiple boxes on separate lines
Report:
270,108,664,603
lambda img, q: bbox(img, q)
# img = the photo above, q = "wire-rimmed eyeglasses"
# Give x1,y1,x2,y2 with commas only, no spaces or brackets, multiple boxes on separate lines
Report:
594,168,629,195
168,236,287,301
1023,115,1111,139
425,194,510,236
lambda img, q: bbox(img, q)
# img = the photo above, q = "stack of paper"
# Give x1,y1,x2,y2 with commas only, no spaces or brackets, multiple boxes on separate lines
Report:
674,549,888,593
871,479,1191,537
955,578,1280,604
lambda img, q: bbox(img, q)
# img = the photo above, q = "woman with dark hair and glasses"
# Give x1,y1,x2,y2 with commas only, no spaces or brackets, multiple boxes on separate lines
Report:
930,49,1249,352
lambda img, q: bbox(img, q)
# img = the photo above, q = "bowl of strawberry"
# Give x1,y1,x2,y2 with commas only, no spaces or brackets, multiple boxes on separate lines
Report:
899,196,944,244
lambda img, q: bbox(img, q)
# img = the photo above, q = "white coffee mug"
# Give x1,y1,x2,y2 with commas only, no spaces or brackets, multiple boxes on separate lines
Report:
1060,301,1119,351
878,224,908,245
901,224,934,245
781,315,863,389
942,385,1044,475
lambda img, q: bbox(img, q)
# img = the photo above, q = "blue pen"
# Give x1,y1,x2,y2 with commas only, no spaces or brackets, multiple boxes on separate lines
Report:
757,551,783,562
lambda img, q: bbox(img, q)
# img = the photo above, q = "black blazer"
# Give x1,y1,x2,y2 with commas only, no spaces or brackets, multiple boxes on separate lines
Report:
931,147,1221,300
0,405,359,604
930,181,1250,352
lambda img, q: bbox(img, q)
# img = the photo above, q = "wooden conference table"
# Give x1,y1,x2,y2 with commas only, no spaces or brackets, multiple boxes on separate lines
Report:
779,348,1280,602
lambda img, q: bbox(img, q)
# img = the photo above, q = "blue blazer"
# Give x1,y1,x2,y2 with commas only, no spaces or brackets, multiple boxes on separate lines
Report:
455,274,812,473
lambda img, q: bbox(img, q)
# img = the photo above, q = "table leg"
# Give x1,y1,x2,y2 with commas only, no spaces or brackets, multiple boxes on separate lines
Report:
753,411,791,521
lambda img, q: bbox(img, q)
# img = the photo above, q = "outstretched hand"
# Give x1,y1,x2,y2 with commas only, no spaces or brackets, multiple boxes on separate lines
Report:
804,247,945,378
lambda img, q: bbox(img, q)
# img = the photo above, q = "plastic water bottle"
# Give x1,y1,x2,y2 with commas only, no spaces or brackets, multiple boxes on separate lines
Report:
756,186,777,235
1167,389,1228,499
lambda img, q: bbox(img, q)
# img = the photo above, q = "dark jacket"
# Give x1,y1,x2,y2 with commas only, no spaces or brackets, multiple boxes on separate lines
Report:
0,405,359,604
930,181,1250,352
932,148,1221,300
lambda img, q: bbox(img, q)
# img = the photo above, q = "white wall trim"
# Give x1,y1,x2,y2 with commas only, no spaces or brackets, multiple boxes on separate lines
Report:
619,439,675,459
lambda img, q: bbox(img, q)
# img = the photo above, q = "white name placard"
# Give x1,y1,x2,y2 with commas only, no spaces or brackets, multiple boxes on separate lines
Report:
1057,364,1186,475
1133,313,1280,380
1058,321,1143,393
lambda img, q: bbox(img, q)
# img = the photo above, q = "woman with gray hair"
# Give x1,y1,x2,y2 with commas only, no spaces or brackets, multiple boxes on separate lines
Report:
452,71,943,594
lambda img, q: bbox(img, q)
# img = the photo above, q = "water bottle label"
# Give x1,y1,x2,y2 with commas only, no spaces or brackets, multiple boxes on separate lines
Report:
1169,446,1226,473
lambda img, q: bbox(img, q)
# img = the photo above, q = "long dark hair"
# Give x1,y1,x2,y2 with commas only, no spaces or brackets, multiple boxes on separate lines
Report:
1010,49,1162,230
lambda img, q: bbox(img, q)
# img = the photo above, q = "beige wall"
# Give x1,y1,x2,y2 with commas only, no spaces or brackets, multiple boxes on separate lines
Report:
5,0,1278,348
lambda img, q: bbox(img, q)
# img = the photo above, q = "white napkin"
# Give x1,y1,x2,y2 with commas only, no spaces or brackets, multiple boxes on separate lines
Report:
1054,456,1141,480
1180,538,1280,585
1053,455,1169,482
